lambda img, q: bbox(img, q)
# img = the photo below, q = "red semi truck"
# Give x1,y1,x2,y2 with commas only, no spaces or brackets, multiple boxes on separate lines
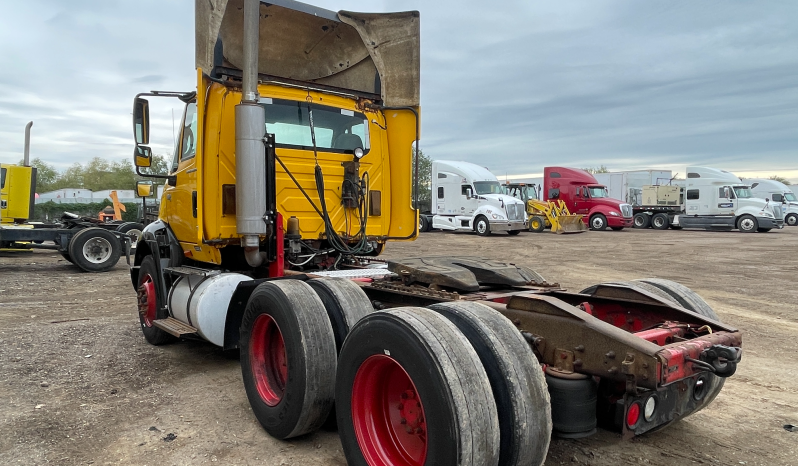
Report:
544,167,633,230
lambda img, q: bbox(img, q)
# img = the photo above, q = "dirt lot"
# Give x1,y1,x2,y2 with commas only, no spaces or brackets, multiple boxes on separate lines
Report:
1,227,797,466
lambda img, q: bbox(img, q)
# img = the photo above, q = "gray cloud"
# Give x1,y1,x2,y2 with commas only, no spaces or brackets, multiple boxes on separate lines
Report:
0,0,796,181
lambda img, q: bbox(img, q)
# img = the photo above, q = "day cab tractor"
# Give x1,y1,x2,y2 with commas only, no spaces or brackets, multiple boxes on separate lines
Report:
129,2,743,465
505,182,587,234
1,123,133,272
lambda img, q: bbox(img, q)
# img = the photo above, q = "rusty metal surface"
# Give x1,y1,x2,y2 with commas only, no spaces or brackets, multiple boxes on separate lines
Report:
497,294,663,390
153,317,198,337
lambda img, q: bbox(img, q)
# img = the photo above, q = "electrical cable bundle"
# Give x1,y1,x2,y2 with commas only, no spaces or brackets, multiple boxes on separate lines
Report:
314,164,373,255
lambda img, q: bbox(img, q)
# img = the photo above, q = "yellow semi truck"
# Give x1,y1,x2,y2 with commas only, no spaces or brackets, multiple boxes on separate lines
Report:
1,122,132,271
130,2,742,465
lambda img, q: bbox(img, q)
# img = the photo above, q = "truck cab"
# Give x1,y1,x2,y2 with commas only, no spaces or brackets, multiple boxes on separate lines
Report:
743,178,798,227
430,160,526,235
678,167,784,231
0,164,36,224
544,167,632,230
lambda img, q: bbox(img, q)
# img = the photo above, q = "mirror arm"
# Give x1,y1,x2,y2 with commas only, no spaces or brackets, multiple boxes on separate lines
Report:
136,165,173,182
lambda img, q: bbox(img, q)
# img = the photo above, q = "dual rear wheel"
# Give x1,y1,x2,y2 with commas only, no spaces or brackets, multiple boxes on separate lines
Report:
238,279,552,465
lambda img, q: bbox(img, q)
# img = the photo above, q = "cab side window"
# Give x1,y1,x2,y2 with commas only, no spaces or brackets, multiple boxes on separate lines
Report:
772,193,783,202
686,189,700,200
180,102,198,162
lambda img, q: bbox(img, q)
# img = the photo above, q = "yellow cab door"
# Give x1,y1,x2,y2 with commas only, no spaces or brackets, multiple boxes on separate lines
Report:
163,102,199,248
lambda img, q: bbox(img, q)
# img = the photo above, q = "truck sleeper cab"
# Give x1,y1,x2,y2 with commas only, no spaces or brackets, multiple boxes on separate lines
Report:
674,167,784,232
428,160,526,236
544,167,633,230
743,178,798,227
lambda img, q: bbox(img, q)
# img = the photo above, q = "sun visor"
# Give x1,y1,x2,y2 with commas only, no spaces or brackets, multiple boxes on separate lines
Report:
196,0,419,107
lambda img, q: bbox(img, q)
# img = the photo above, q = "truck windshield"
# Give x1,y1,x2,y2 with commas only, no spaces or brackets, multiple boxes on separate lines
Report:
785,192,797,202
733,186,753,199
474,181,504,195
260,98,370,155
588,186,609,198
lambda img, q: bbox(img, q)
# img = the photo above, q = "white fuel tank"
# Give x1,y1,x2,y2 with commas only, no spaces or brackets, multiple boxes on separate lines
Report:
167,273,250,347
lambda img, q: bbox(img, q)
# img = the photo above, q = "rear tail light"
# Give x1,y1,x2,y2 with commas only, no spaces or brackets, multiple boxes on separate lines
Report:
626,402,641,428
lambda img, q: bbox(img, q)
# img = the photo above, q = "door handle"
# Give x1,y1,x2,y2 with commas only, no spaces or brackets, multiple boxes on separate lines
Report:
192,191,198,218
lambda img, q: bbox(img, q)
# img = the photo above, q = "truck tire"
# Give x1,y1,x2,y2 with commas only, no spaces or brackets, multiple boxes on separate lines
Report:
336,307,500,466
589,214,607,231
136,255,177,346
428,302,551,466
757,228,771,233
529,215,546,233
507,230,521,236
116,222,145,246
475,215,491,236
59,251,74,264
786,213,798,226
68,227,122,272
737,214,757,233
307,278,374,353
240,280,336,439
651,213,670,230
419,215,429,233
633,213,651,229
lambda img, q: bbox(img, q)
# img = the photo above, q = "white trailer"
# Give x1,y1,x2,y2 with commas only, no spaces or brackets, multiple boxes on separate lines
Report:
421,160,526,235
593,170,673,206
742,178,798,226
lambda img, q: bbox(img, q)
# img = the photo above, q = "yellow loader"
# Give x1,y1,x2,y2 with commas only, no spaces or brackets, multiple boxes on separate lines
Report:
505,183,587,233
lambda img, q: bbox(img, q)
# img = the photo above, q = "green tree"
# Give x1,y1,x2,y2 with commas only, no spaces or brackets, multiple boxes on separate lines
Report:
412,147,432,211
582,165,609,174
768,175,791,185
18,158,59,192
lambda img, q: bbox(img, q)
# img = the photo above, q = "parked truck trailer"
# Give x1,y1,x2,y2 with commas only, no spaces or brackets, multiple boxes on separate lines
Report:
128,2,743,465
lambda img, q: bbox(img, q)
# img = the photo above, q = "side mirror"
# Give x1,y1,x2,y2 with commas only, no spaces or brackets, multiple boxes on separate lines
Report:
466,188,473,198
133,97,150,145
136,180,153,197
134,145,153,168
548,188,560,199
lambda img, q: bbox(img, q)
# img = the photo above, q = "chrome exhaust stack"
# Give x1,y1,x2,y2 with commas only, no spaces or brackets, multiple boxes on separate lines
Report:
23,121,33,166
235,0,269,267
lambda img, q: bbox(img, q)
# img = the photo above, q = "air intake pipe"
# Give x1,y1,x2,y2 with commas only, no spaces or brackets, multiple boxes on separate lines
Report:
23,121,33,166
236,0,269,267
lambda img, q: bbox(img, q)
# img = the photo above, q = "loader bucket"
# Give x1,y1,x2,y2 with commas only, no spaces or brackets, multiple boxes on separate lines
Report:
552,215,588,234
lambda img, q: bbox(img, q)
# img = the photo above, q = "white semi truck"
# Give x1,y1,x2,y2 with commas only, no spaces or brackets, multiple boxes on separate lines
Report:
420,160,526,235
742,178,798,227
637,167,784,232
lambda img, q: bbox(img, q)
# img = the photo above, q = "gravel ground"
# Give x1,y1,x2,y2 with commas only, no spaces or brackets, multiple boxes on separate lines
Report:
1,226,796,465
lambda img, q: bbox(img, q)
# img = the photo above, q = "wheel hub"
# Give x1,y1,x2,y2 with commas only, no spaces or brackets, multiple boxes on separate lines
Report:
82,237,112,263
250,314,288,407
137,275,157,327
352,354,427,466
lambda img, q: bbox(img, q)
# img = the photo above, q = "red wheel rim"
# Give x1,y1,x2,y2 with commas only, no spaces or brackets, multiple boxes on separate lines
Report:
250,314,288,407
137,274,157,327
352,354,428,466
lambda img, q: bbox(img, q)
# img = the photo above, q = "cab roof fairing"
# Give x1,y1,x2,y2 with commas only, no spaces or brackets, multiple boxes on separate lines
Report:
196,0,420,107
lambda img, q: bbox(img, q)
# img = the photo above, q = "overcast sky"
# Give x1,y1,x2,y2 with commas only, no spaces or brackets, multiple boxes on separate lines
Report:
1,0,796,182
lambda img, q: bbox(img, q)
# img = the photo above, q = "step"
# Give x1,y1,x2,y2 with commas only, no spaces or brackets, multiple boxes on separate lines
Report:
153,317,198,337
